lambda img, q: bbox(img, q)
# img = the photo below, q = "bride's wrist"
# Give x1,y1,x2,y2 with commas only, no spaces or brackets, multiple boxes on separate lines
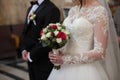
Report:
61,55,71,64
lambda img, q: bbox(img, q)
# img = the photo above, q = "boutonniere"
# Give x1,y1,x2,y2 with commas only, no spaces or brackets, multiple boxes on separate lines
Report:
29,12,36,25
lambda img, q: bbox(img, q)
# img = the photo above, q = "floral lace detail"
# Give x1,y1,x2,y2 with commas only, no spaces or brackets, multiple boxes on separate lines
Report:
68,5,109,35
62,5,109,64
94,37,104,54
62,37,104,64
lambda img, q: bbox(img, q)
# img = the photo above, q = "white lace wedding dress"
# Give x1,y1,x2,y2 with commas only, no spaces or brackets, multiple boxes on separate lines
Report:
48,5,110,80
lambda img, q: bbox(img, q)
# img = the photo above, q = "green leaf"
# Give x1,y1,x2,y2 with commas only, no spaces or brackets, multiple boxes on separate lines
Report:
53,65,61,70
42,42,48,47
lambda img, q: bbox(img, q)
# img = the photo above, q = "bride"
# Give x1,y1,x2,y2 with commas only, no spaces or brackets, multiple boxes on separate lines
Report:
48,0,120,80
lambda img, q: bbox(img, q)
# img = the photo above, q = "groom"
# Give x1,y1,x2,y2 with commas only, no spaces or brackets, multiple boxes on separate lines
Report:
21,0,60,80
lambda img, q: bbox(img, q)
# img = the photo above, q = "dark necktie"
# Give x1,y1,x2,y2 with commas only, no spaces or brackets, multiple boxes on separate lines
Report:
30,1,39,5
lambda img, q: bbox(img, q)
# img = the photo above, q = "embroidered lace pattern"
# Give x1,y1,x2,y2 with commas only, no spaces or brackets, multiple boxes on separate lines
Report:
62,5,109,64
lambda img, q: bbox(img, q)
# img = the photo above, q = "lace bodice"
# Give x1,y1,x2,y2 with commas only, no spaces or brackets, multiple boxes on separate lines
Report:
62,5,109,64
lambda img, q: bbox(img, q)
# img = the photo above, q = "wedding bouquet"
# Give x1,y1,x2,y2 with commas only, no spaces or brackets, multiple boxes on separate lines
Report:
39,23,70,69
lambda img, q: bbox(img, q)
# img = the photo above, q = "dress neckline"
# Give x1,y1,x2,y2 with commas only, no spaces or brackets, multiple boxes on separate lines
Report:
75,4,102,11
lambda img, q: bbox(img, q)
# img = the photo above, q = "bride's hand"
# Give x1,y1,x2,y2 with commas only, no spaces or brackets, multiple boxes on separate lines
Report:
49,51,63,65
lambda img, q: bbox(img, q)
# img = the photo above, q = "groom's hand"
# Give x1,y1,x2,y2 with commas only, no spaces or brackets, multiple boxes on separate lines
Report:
22,50,28,62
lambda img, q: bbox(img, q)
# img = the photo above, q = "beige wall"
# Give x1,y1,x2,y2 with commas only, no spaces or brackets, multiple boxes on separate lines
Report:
0,0,30,25
50,0,73,21
0,0,73,25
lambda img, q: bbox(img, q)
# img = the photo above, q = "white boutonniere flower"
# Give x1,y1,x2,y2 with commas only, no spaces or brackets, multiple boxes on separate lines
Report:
29,12,36,25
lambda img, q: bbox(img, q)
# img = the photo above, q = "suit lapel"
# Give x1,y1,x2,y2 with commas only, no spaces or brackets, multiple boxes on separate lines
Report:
24,6,32,32
34,1,46,15
25,1,46,32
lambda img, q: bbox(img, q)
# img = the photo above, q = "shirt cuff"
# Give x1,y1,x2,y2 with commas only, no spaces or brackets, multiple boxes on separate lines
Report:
27,52,33,62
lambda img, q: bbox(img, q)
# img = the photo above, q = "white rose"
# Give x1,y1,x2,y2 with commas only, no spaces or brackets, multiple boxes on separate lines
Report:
57,26,62,30
43,28,47,33
47,26,49,28
56,38,62,43
41,34,47,40
46,32,51,38
56,23,61,26
54,30,59,36
64,31,70,35
49,23,55,26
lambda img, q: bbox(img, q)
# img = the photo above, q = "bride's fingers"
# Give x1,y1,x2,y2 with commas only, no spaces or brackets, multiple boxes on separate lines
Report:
49,54,57,58
49,54,57,60
50,59,57,64
49,52,55,58
50,56,57,60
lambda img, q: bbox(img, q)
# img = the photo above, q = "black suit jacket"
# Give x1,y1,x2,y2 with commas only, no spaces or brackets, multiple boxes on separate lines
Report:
21,0,60,66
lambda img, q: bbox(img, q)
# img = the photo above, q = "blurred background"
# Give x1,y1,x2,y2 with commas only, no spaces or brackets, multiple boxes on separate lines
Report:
0,0,119,80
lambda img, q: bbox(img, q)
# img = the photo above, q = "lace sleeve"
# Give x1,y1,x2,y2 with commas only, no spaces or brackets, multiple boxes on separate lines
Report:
62,7,109,64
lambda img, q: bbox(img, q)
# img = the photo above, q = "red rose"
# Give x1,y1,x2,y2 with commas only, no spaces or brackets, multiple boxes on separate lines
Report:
50,25,57,30
40,30,43,37
57,32,66,40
